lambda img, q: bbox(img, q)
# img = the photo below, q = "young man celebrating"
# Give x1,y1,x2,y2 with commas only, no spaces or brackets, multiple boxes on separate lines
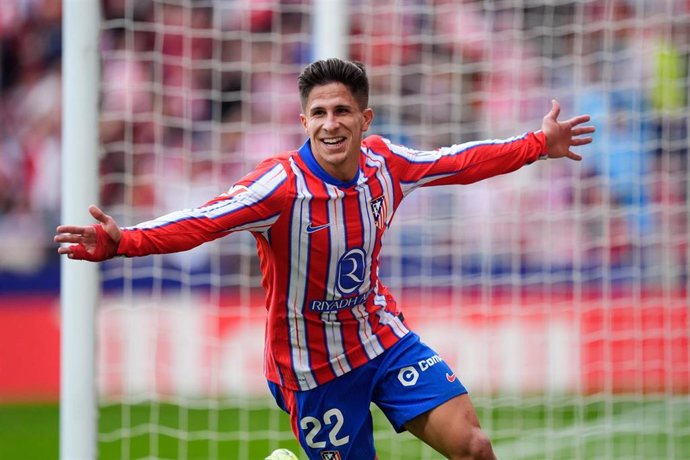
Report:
56,58,594,460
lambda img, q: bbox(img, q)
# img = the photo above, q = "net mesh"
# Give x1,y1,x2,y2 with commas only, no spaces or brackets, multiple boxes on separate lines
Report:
97,1,689,458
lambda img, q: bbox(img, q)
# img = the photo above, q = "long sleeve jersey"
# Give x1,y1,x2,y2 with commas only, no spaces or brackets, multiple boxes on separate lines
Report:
116,131,547,390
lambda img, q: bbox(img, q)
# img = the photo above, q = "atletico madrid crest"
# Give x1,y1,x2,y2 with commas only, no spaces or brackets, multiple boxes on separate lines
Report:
370,195,388,229
320,451,342,460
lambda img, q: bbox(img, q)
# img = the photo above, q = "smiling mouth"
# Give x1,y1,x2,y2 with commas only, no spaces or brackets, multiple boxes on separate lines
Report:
321,137,346,148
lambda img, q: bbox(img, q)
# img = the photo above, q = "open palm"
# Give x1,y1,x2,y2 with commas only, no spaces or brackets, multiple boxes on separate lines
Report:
541,99,595,161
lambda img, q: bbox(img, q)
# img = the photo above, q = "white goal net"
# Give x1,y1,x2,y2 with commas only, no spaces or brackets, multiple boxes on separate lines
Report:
94,1,689,459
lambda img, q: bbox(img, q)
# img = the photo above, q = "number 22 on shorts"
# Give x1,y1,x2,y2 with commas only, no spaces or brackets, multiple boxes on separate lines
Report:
299,408,350,448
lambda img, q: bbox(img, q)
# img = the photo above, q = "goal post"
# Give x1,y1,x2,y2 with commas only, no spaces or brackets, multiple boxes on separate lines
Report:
60,0,102,458
62,1,689,459
313,0,349,60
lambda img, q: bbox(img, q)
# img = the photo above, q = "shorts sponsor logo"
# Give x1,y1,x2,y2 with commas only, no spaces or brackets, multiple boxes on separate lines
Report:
320,451,342,460
397,366,419,387
446,372,457,382
398,355,448,387
418,354,443,371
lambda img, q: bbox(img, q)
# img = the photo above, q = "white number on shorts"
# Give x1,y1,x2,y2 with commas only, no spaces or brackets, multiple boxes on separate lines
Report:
300,408,350,448
324,408,349,446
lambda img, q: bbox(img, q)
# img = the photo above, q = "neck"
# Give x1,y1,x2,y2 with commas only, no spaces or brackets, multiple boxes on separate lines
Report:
319,157,359,182
298,140,361,187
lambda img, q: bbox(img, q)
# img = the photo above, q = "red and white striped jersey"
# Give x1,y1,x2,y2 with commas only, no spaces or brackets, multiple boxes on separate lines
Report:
117,131,547,390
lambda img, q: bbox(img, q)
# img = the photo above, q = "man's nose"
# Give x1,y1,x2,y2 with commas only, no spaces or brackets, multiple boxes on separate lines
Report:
323,112,339,131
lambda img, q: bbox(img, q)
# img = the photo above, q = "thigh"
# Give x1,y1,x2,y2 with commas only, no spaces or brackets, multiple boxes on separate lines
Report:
268,367,378,460
372,333,467,433
404,393,488,458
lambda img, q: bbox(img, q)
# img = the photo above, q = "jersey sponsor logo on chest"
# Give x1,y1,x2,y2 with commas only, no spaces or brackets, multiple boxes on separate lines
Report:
335,248,366,295
309,290,371,312
308,247,370,311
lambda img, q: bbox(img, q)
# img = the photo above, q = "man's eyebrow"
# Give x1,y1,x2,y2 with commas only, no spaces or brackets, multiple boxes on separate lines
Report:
309,103,352,113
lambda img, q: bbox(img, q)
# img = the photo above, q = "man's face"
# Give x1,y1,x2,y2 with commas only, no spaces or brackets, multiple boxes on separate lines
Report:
300,82,374,182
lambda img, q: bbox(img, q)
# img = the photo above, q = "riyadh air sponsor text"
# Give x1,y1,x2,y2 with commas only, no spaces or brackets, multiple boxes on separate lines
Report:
309,291,370,312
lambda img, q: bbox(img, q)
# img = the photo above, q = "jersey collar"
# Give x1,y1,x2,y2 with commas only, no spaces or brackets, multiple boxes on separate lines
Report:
298,139,361,188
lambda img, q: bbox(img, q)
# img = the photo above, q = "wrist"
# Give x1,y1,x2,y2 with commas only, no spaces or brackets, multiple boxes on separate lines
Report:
115,228,127,256
535,130,549,160
93,224,119,259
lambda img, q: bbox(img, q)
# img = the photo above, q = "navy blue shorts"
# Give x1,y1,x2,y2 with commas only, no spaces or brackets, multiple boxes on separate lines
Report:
268,332,468,460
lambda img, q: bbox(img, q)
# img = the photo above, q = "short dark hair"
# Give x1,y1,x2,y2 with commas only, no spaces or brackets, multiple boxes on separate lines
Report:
298,58,369,110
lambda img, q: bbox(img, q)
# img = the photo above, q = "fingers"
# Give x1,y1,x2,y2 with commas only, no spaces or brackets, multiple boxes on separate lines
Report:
56,205,107,235
566,114,592,128
89,205,110,224
57,244,84,259
567,151,583,161
547,99,561,120
54,233,85,244
571,126,595,136
54,229,91,259
571,137,593,147
59,243,92,260
56,224,89,235
55,205,116,260
57,245,75,256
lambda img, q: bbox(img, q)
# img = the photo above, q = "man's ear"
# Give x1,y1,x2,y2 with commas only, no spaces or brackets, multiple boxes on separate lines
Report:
362,108,374,132
299,113,308,133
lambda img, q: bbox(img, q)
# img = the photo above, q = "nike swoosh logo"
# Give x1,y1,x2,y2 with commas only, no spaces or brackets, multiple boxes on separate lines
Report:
306,223,330,234
446,373,457,383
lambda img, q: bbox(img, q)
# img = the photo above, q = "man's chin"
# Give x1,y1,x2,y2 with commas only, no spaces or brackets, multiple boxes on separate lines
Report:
316,148,348,163
318,142,348,155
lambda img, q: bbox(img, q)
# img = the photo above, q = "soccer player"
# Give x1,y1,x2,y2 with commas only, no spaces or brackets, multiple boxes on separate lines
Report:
55,58,594,460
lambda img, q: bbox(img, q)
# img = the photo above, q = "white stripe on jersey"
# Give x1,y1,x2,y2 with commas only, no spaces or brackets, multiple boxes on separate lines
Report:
376,308,409,338
354,169,387,358
354,180,376,288
382,135,530,196
384,134,528,163
321,184,350,374
227,219,275,233
364,149,396,228
322,311,351,377
324,184,345,301
127,163,287,232
373,292,409,338
401,172,457,196
287,159,317,390
352,303,384,358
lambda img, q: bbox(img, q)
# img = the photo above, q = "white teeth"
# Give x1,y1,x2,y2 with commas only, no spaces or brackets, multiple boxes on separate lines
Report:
323,138,345,145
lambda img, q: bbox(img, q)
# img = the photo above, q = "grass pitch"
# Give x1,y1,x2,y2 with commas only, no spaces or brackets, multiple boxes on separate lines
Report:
1,396,688,459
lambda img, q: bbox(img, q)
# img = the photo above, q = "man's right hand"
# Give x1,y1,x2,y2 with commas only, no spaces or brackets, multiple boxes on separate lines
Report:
54,205,121,261
541,99,594,161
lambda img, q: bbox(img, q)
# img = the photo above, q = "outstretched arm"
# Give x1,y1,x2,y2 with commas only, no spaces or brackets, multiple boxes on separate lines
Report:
55,205,121,261
542,99,595,161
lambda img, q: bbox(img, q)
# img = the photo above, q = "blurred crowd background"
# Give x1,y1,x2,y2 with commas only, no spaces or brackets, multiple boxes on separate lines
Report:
1,0,688,294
